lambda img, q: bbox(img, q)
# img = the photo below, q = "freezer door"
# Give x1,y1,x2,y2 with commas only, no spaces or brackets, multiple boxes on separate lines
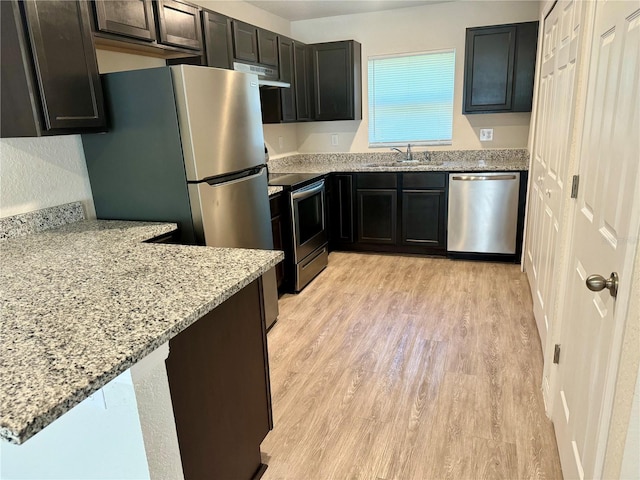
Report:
171,65,265,181
188,167,273,249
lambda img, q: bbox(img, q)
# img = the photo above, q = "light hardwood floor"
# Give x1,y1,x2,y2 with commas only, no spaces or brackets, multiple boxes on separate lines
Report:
262,252,563,480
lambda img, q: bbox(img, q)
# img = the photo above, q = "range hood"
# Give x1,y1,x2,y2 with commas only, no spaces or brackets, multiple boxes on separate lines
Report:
233,62,290,88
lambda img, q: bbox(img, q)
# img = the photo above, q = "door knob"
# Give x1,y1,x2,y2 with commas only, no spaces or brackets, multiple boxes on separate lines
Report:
586,272,618,298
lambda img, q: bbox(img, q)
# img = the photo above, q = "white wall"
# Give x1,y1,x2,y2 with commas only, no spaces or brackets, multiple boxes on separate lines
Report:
0,137,95,219
291,1,539,153
191,0,291,35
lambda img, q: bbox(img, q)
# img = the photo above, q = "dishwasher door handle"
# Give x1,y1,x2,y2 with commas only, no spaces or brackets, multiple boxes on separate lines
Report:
451,174,518,181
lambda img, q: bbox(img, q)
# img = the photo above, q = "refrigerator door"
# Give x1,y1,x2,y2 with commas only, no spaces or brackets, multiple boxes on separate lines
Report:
188,166,273,249
171,65,265,181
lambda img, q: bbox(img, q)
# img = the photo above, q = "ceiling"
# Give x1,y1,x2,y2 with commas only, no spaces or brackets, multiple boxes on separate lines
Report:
244,0,451,21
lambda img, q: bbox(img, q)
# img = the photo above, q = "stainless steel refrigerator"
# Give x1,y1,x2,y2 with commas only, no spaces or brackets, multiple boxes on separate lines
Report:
82,65,278,327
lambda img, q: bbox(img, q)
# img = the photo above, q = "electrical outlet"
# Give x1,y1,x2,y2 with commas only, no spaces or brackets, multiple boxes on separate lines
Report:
480,128,494,141
331,134,339,146
278,136,284,149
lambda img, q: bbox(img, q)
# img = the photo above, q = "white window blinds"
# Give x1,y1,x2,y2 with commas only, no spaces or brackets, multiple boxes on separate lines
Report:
368,49,455,146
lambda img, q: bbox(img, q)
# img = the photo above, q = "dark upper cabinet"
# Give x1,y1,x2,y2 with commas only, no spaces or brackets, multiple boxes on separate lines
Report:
257,28,278,67
232,21,279,68
93,0,156,41
312,40,362,121
260,36,297,124
201,9,232,69
1,0,105,138
232,21,258,63
294,41,313,121
401,173,447,249
278,37,296,122
463,21,538,114
155,0,202,51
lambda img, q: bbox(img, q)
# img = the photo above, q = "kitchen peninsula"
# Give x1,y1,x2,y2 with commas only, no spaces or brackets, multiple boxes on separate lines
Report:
0,202,283,479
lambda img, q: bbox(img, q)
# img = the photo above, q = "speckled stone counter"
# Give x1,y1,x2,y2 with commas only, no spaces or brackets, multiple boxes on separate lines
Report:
0,219,283,444
267,185,284,196
268,149,529,174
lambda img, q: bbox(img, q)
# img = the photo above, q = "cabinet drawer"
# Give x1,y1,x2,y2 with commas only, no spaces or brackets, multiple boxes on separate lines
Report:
402,172,446,189
357,173,397,189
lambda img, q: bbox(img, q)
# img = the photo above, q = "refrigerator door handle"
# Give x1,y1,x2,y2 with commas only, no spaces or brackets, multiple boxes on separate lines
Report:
203,167,265,187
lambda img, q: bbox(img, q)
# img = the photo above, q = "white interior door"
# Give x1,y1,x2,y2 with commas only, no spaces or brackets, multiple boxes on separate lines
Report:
525,0,584,356
552,1,640,479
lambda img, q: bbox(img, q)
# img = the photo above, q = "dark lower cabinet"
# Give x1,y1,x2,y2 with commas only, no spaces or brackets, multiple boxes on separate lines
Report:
155,0,202,51
330,172,447,255
93,0,156,41
1,0,105,138
356,173,398,245
357,190,397,244
269,193,287,289
329,174,355,248
401,172,447,250
201,9,232,69
401,190,446,248
165,278,272,480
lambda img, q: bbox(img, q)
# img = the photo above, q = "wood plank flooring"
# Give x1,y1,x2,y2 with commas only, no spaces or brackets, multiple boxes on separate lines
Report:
261,252,562,480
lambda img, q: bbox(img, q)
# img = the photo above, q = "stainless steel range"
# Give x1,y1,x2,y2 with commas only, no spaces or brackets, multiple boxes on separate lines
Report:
269,173,328,292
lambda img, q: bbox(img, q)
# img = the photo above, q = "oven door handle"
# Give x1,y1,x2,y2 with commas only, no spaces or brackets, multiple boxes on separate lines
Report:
291,180,325,201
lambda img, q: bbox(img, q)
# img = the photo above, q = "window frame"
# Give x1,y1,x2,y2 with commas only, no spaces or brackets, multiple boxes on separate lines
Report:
367,48,456,148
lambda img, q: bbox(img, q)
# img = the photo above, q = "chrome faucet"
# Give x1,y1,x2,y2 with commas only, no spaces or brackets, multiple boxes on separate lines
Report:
390,144,414,161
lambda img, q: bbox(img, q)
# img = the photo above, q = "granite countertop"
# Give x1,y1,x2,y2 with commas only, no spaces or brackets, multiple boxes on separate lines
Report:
0,220,283,445
267,149,529,174
267,185,284,196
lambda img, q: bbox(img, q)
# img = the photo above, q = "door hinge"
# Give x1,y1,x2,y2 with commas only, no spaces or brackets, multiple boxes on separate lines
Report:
571,175,580,198
553,344,561,364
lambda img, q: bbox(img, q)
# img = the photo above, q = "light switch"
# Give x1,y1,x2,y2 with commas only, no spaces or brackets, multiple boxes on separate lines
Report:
331,134,339,146
278,136,284,149
480,129,494,141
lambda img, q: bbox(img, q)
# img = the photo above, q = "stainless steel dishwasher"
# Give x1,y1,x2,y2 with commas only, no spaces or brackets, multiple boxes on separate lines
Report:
447,172,520,254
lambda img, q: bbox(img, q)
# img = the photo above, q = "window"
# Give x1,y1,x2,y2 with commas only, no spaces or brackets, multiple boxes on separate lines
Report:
368,49,455,146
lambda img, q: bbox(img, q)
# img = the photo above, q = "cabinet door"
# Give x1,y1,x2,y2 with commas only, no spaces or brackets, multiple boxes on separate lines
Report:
155,0,202,51
202,9,232,69
331,174,355,245
512,22,539,112
93,0,156,41
166,279,271,480
21,0,105,132
293,41,312,121
401,190,446,248
232,21,258,63
257,28,278,67
463,25,516,113
357,190,397,244
312,40,362,121
271,214,285,288
269,193,286,289
278,37,296,122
